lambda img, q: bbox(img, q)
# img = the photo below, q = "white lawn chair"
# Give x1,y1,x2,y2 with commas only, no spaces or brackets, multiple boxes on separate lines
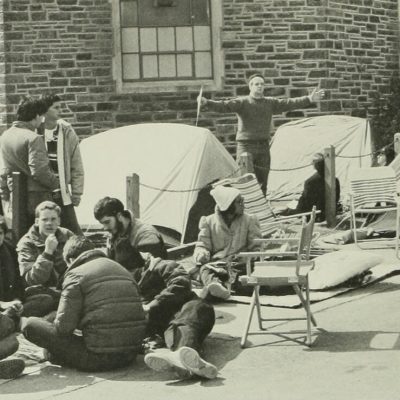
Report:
349,166,400,257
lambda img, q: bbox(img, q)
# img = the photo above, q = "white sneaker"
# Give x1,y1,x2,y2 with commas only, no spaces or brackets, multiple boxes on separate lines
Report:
144,350,191,379
207,281,230,300
178,346,218,379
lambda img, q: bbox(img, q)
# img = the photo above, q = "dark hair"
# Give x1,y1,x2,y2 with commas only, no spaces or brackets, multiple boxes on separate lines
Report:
247,74,265,84
382,146,395,165
16,96,48,122
63,235,95,261
311,153,324,175
94,197,125,221
41,94,62,110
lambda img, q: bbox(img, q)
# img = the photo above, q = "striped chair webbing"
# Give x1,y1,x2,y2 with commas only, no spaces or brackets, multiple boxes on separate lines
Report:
350,176,397,209
227,176,278,236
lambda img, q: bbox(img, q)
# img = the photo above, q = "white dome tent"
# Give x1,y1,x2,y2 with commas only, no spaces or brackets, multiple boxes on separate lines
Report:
76,123,238,243
267,115,372,203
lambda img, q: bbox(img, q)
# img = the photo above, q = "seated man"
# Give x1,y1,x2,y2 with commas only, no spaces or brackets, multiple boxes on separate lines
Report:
193,186,262,300
21,235,147,372
16,201,74,315
281,152,341,222
0,304,25,379
94,196,168,263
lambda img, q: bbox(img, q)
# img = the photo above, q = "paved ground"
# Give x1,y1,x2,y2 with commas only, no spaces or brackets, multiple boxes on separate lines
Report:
1,247,400,400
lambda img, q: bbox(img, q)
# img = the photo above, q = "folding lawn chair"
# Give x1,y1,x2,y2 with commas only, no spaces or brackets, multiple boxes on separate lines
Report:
237,207,318,348
349,166,400,258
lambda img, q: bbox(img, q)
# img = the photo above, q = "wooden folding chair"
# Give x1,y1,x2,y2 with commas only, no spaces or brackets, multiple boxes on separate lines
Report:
349,166,400,258
238,207,318,348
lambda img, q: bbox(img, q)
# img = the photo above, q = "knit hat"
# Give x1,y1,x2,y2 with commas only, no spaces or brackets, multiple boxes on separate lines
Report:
210,186,241,211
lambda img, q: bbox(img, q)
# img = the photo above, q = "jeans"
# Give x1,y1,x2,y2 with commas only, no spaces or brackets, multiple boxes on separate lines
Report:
237,141,270,196
148,298,215,352
22,318,136,372
0,313,18,361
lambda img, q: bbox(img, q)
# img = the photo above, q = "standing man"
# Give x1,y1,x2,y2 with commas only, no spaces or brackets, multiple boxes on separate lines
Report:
0,97,60,225
198,75,325,195
38,94,84,234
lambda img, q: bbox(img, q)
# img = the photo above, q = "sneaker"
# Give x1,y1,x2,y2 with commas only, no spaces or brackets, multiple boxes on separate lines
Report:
144,350,191,379
178,346,218,379
207,281,230,300
0,359,25,380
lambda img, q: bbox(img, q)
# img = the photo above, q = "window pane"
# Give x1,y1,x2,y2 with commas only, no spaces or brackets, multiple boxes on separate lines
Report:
176,27,193,51
177,54,192,77
158,28,175,52
140,28,157,52
122,54,140,80
159,54,176,78
122,28,139,53
192,0,210,25
195,51,212,78
194,26,211,51
142,55,158,78
138,0,191,26
121,0,138,27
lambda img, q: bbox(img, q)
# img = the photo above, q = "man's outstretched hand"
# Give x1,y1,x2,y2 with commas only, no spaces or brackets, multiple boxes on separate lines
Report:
309,88,326,102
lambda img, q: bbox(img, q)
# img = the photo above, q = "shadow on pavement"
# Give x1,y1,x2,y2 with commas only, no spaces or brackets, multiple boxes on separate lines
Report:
0,364,96,394
310,329,400,352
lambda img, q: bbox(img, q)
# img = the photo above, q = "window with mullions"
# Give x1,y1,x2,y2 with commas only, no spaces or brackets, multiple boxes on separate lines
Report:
120,0,213,82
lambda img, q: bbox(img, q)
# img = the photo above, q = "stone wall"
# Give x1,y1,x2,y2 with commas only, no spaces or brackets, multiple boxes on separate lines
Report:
0,0,398,155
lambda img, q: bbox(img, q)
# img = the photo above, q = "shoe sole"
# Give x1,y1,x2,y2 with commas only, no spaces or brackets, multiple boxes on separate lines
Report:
208,282,230,300
178,347,217,379
144,353,174,372
144,353,191,380
0,359,25,380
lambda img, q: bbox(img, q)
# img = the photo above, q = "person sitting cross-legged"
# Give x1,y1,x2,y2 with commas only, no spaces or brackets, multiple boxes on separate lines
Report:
193,185,262,300
21,235,147,372
16,201,74,316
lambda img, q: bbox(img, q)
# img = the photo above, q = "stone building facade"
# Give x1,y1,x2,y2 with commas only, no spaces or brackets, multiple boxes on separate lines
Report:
0,0,398,155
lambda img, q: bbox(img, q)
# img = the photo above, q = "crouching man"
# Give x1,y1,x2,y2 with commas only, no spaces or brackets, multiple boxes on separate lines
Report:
21,236,147,372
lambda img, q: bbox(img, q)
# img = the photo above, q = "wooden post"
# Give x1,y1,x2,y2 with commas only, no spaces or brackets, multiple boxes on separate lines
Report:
126,173,140,218
324,146,336,228
11,172,28,241
237,152,254,175
394,132,400,156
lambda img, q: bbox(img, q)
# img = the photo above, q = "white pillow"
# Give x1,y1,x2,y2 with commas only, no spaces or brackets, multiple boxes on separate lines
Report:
308,250,383,290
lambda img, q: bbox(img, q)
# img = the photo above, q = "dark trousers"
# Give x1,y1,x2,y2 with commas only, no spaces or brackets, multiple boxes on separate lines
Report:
148,298,215,352
22,318,136,372
237,141,270,196
59,204,83,235
0,313,18,361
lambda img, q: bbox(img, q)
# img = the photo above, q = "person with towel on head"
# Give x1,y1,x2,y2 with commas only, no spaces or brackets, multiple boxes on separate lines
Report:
193,185,262,300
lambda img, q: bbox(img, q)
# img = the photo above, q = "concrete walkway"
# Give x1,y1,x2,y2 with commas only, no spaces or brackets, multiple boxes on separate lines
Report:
1,249,400,400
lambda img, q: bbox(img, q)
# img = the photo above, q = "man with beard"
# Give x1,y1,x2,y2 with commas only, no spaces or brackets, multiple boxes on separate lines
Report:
93,197,217,379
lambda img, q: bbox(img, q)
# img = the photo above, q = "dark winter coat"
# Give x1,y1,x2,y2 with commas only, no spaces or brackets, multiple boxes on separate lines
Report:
54,249,146,354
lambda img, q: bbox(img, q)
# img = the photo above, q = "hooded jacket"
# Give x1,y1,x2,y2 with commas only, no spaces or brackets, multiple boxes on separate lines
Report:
16,225,73,287
54,249,146,354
